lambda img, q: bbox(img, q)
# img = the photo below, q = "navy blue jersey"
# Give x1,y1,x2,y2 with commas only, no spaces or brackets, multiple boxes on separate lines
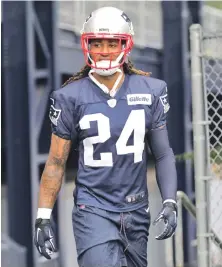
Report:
49,74,170,212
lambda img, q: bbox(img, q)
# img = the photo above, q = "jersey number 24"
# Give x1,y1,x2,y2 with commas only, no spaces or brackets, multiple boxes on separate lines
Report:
79,110,145,167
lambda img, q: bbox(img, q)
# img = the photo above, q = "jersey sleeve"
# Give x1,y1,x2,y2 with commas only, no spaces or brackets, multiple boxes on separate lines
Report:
151,83,170,129
49,90,76,141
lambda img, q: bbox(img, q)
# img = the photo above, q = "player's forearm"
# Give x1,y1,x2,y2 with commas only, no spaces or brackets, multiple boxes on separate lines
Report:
38,157,65,209
148,126,177,201
155,151,177,201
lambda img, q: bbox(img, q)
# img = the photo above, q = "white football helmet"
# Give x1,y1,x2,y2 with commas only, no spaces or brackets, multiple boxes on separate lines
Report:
81,7,134,76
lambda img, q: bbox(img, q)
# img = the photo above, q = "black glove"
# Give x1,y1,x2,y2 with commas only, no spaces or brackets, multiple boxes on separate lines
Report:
34,218,57,259
153,201,177,240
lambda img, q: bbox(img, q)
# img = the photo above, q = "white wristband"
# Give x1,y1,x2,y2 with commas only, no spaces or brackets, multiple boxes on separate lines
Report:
37,208,52,219
163,199,177,205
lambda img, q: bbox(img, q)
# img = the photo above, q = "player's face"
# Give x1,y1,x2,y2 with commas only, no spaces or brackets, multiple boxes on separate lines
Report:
89,39,122,63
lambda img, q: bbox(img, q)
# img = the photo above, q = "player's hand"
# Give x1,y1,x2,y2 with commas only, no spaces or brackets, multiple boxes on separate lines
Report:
153,201,177,240
34,218,57,259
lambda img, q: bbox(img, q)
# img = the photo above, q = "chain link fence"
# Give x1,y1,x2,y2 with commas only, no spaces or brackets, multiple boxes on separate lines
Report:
202,31,222,267
190,24,222,267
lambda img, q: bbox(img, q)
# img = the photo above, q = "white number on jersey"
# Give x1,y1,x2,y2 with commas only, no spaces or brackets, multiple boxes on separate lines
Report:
116,110,145,163
79,113,113,167
79,110,145,167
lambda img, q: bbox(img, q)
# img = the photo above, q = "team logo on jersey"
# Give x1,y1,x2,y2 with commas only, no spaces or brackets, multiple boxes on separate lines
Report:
160,94,170,113
49,98,61,126
127,94,152,105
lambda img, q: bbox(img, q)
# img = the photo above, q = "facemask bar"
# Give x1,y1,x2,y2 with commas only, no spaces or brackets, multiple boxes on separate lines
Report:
88,51,125,69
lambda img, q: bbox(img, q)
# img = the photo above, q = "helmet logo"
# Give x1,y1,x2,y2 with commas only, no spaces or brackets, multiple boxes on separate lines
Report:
85,13,92,23
121,12,131,23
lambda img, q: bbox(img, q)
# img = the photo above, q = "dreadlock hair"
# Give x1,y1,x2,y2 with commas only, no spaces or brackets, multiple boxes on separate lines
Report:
62,59,151,88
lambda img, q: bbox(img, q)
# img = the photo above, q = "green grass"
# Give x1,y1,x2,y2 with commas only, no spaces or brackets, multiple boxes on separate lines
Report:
206,1,222,9
175,145,222,165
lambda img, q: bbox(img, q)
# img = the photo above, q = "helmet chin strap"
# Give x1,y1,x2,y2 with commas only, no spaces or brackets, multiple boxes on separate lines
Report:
88,69,123,97
88,51,124,77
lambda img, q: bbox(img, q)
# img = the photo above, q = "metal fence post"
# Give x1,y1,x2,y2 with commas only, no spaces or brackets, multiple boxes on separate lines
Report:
175,197,184,267
190,24,210,267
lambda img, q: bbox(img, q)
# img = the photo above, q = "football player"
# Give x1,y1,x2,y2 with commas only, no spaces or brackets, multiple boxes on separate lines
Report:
34,6,178,267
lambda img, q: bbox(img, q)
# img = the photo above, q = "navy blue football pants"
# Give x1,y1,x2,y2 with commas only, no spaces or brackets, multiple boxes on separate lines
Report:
72,204,150,267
